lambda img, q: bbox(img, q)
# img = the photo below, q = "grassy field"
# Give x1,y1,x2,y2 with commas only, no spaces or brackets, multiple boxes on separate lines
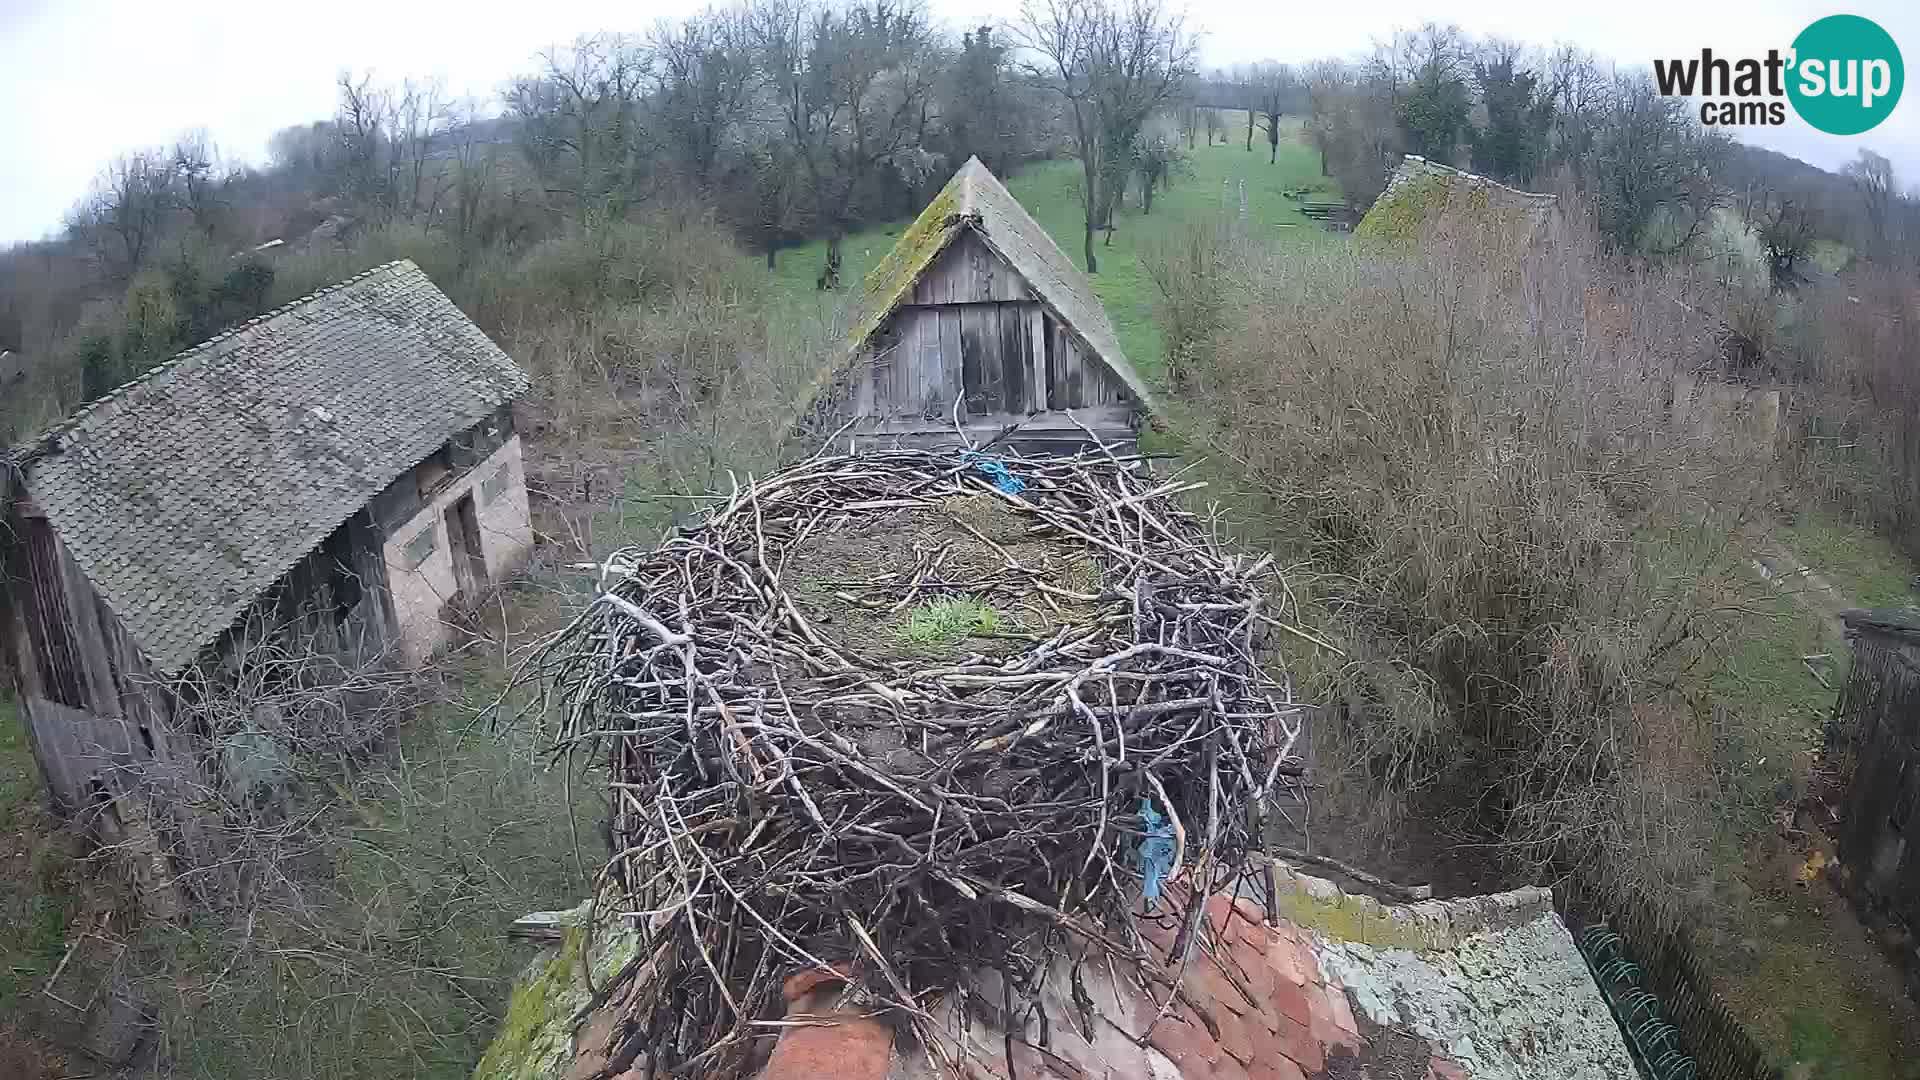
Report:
0,690,78,1077
1777,511,1918,610
1704,514,1920,1080
757,113,1339,379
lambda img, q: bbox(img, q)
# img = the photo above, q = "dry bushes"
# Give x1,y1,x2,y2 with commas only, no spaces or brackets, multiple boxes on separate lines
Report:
1174,206,1777,913
1778,265,1920,559
1144,214,1242,390
107,603,595,1080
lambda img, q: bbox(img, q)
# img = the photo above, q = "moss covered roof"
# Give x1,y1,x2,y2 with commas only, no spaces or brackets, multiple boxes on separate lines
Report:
1357,155,1557,247
841,156,1157,413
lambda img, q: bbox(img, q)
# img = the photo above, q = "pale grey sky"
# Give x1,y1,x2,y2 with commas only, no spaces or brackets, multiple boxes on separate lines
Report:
1,0,1916,245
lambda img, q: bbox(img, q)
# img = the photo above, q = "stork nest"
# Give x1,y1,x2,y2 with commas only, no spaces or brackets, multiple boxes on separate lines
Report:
524,446,1314,1078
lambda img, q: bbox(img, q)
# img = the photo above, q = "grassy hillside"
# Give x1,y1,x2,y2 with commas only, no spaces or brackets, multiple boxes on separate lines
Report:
757,114,1338,378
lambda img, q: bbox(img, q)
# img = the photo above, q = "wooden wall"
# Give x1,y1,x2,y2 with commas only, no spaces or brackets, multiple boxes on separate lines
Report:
1835,609,1920,1000
851,231,1134,443
0,501,183,816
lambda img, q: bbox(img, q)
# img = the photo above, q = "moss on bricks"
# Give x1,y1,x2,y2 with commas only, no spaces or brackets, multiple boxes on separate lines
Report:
471,908,640,1080
471,929,589,1080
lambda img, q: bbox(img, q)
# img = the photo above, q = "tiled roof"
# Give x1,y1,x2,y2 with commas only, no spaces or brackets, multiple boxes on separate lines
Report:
1357,155,1558,245
845,156,1158,413
13,260,528,676
491,868,1635,1080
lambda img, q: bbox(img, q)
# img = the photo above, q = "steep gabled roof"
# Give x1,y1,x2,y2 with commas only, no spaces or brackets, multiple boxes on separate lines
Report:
13,260,528,676
849,156,1157,410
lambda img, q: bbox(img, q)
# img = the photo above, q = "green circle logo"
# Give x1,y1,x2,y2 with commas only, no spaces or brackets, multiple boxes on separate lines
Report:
1788,15,1904,135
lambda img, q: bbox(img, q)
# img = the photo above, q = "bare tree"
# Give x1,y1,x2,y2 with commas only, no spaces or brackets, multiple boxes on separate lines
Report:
721,136,808,268
446,99,503,254
1845,149,1899,258
1249,61,1296,165
1748,191,1818,289
393,78,451,221
747,0,940,289
1016,0,1197,272
1545,45,1608,179
171,129,225,239
507,34,654,221
1303,59,1401,208
335,72,396,217
72,150,179,281
653,9,758,192
1588,72,1730,254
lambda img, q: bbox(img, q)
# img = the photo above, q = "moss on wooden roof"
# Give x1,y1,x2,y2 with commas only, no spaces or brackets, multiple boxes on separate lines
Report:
831,157,1157,414
1357,155,1557,248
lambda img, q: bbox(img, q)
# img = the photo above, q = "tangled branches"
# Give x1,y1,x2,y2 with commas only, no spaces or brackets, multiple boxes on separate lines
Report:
526,446,1311,1078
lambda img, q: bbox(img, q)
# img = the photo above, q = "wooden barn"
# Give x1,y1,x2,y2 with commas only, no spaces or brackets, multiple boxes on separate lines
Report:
0,260,532,841
1835,607,1920,996
818,156,1157,453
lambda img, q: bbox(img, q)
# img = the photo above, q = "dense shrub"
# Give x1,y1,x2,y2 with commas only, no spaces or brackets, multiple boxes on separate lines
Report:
1778,266,1920,561
1173,204,1776,914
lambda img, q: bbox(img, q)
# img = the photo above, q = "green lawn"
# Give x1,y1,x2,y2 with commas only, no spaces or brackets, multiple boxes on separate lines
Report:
0,690,76,1017
757,113,1338,380
1776,510,1917,610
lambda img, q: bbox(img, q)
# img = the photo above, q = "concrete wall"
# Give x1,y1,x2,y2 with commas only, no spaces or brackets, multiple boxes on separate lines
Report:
382,435,534,664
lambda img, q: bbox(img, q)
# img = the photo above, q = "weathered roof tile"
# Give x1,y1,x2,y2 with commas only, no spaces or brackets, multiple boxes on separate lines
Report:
15,259,528,676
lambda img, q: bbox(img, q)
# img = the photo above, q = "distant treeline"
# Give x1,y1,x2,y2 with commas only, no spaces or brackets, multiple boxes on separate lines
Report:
3,5,1916,441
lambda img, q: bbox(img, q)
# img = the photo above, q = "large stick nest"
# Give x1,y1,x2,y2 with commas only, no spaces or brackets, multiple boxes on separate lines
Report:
527,446,1312,1078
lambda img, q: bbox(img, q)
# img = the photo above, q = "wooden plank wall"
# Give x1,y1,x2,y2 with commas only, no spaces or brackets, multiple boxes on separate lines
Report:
912,231,1034,305
1835,618,1920,952
849,229,1133,426
1,508,181,814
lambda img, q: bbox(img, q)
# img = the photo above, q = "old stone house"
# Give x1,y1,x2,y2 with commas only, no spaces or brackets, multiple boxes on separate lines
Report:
816,156,1157,454
0,259,532,822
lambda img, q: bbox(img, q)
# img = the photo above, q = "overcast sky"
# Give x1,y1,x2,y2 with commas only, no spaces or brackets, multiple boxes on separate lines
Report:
2,0,1916,246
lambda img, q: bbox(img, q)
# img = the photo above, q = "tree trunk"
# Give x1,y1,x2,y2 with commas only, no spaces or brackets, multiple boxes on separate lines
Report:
1083,220,1098,274
766,237,777,270
1271,140,1278,165
818,233,843,291
1246,109,1254,151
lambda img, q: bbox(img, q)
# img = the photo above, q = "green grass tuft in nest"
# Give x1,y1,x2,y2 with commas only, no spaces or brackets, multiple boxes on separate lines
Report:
900,597,1001,647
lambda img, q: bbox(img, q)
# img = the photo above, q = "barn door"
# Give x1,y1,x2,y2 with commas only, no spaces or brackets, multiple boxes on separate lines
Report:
959,302,1042,419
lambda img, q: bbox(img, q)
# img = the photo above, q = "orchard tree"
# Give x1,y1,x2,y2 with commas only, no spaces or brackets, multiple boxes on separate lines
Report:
1018,0,1196,272
653,10,757,191
748,0,940,289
